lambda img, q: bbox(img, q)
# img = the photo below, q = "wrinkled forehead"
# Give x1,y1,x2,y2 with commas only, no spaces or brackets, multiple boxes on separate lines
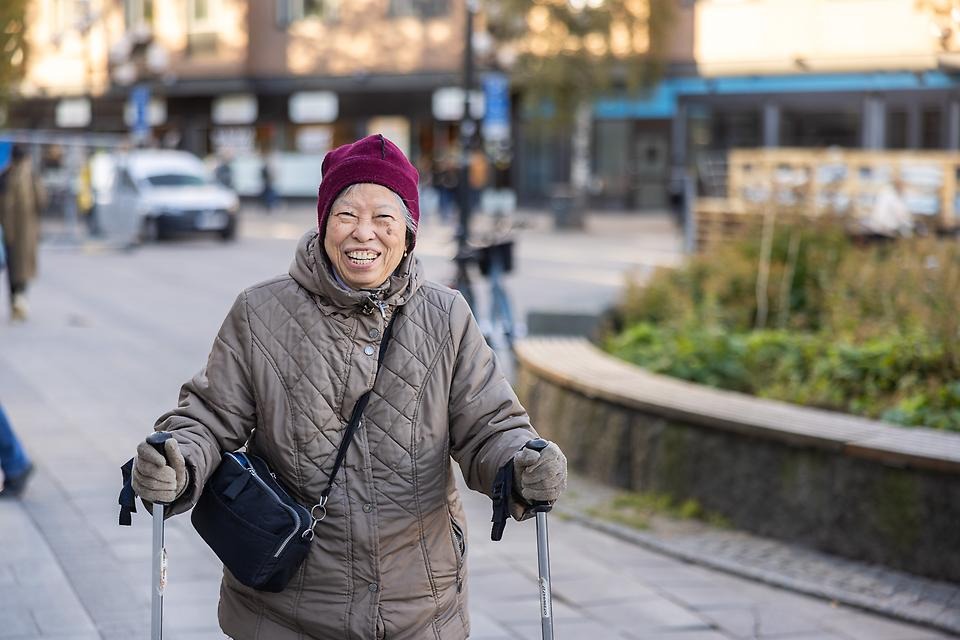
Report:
331,183,403,212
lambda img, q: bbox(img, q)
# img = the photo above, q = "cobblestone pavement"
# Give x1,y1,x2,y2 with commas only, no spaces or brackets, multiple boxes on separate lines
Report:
0,207,956,639
559,475,960,636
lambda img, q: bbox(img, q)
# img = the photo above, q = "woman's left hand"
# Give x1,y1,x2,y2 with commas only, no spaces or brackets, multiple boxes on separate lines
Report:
513,440,567,503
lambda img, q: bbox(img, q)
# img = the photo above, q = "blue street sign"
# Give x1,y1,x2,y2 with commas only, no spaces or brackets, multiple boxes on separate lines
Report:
482,73,510,141
131,85,150,138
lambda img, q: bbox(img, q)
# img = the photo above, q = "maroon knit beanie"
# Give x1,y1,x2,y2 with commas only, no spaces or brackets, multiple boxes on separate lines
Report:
316,134,421,248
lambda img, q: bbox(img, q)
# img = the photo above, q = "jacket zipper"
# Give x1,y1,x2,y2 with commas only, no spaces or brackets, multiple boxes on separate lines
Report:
451,519,466,592
228,452,302,558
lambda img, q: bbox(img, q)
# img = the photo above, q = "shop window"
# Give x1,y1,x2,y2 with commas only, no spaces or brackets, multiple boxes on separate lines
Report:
709,110,762,150
887,109,907,149
922,107,942,149
388,0,450,19
780,108,859,148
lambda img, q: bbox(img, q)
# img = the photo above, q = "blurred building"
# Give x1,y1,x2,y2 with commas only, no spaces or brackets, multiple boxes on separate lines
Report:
8,0,960,208
8,0,467,197
593,0,960,209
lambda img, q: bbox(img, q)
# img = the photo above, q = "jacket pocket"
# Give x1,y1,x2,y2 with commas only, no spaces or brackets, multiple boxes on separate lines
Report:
449,516,466,593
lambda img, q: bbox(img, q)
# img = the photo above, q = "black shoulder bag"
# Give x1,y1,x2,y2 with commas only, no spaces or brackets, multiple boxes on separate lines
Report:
120,312,398,593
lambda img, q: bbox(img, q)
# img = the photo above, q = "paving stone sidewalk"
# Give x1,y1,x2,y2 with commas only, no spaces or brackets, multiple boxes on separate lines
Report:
559,474,960,636
1,212,957,639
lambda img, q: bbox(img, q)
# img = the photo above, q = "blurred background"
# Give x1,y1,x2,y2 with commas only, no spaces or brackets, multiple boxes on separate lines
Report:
2,1,960,639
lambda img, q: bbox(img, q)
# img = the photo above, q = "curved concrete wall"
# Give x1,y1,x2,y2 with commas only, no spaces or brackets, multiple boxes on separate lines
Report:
515,338,960,583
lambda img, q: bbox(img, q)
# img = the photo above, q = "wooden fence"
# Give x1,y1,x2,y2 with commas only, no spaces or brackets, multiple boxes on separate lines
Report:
695,148,960,251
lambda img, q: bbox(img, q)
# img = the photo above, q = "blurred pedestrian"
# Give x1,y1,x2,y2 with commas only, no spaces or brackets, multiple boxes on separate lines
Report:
0,230,34,498
0,145,45,321
260,152,278,213
130,134,566,640
476,211,517,348
214,152,234,190
0,402,32,498
468,147,489,211
434,150,459,224
860,177,914,241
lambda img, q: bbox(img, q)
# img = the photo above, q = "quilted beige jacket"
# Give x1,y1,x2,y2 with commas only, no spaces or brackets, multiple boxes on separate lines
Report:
156,230,538,640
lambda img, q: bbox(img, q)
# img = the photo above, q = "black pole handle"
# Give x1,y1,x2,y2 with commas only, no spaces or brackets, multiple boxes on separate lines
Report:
525,438,549,453
146,431,173,461
144,432,175,507
523,439,553,513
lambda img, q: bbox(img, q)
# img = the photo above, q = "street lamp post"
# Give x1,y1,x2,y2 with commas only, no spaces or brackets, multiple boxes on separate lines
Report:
453,0,478,310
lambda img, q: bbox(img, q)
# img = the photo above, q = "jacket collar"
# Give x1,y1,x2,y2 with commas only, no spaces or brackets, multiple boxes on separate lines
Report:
289,230,421,315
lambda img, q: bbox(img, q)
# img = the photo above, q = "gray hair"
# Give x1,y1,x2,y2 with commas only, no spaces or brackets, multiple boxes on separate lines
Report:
336,183,418,237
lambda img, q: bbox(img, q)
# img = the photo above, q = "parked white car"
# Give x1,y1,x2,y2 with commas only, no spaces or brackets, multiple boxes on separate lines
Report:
97,149,240,244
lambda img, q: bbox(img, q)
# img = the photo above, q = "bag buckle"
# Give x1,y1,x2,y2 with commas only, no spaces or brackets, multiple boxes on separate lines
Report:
302,496,328,541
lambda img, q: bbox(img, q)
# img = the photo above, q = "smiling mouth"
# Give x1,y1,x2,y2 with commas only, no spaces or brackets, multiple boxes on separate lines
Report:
346,250,380,265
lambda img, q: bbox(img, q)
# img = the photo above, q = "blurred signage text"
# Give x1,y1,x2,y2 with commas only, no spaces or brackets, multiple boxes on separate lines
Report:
212,94,258,125
432,87,484,121
289,91,339,124
55,98,92,128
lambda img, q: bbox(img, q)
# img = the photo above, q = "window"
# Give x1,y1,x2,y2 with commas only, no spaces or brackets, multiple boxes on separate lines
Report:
922,107,942,149
190,0,210,22
146,173,207,187
276,0,338,26
188,0,216,31
124,0,154,30
388,0,450,19
187,0,218,55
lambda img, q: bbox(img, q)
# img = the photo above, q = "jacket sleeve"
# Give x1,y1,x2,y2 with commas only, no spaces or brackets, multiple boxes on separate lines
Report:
155,291,257,516
447,292,537,512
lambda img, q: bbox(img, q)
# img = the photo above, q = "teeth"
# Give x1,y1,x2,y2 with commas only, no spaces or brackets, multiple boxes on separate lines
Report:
347,251,378,262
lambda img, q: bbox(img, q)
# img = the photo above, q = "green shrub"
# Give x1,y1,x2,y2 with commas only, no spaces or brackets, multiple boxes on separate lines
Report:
608,219,960,431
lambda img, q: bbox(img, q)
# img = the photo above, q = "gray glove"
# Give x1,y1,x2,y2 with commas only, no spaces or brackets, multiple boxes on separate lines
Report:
513,440,567,503
132,436,187,504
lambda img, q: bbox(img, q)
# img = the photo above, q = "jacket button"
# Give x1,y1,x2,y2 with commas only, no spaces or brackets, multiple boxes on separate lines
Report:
363,503,375,513
370,328,380,339
368,583,379,593
363,345,375,356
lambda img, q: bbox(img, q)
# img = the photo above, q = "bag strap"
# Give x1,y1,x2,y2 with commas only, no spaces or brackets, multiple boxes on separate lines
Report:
318,310,398,507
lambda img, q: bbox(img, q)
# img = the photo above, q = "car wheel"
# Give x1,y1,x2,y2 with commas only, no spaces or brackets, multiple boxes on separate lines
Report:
219,218,238,242
139,217,160,244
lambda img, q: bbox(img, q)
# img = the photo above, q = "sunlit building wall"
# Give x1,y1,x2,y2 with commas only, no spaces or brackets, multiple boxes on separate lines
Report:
8,0,467,197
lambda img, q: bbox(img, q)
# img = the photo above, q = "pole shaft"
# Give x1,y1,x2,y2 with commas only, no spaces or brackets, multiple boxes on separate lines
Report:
151,504,164,640
535,512,554,639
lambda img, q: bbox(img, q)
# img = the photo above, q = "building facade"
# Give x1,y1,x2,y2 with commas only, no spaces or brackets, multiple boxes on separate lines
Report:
8,0,469,196
9,0,960,207
593,0,960,209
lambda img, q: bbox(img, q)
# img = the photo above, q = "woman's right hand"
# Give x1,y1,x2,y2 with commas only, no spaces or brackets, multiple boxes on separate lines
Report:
132,435,187,504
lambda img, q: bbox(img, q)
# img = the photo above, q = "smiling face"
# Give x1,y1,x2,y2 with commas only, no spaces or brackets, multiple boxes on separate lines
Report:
323,183,408,290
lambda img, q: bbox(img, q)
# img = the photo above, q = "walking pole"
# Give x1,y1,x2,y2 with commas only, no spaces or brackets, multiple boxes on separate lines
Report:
524,439,555,640
146,432,174,640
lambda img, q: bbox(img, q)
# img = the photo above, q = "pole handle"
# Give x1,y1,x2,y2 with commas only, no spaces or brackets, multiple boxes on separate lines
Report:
145,432,174,506
523,439,553,513
146,431,173,455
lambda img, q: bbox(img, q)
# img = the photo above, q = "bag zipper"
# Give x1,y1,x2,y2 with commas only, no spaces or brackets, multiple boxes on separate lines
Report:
227,452,303,558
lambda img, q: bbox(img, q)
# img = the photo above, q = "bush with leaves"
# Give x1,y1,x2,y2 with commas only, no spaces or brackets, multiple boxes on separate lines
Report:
606,218,960,431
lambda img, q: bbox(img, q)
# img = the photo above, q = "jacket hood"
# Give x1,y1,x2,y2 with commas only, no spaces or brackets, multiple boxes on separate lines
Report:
289,230,422,313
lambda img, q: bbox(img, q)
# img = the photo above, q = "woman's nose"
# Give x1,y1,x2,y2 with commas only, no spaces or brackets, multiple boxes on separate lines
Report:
351,218,376,240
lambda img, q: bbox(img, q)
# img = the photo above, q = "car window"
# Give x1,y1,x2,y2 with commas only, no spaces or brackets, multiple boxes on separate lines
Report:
145,173,207,187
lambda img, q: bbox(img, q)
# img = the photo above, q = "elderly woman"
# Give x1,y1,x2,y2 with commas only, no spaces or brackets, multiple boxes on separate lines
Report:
131,135,567,640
